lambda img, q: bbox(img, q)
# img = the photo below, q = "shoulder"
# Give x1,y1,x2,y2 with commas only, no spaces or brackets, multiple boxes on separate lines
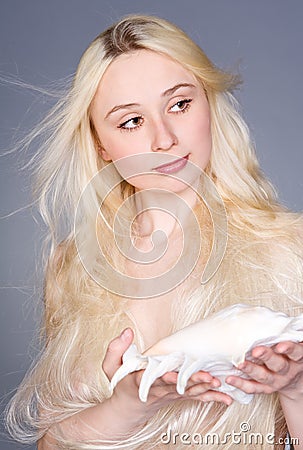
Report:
222,212,303,312
227,210,303,262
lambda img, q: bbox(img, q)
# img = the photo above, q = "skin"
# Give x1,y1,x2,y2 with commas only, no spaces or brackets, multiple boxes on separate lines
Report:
90,49,212,236
103,328,233,425
227,342,303,447
39,50,303,447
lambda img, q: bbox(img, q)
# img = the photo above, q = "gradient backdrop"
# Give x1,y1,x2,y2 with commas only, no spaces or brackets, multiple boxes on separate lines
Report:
1,1,302,449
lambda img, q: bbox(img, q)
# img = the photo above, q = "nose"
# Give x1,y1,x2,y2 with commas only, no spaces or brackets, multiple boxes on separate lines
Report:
150,117,178,152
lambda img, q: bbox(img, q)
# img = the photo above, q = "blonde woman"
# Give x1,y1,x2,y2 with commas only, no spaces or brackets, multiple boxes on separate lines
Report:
6,15,303,450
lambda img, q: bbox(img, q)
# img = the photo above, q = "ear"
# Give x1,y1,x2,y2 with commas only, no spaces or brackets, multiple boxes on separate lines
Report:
90,120,112,162
98,145,112,161
98,145,112,162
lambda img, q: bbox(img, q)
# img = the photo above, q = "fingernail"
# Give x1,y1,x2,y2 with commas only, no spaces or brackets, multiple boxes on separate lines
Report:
276,345,289,353
120,328,130,341
254,349,265,358
202,374,213,383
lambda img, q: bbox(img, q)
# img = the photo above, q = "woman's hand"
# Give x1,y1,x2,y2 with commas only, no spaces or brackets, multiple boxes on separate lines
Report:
225,341,303,400
102,328,233,429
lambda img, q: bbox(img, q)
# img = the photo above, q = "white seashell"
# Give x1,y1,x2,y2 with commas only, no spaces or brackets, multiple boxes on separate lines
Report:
110,304,303,404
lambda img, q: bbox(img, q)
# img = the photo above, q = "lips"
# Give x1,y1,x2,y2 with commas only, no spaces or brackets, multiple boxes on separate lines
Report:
153,154,189,174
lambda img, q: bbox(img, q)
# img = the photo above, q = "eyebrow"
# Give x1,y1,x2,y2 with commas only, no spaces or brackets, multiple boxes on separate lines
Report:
105,102,140,119
161,82,196,97
105,83,196,119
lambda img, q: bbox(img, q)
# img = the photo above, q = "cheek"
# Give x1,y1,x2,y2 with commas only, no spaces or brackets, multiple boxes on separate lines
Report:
187,113,212,170
198,120,211,144
101,128,149,162
100,136,135,161
195,109,211,140
186,113,212,149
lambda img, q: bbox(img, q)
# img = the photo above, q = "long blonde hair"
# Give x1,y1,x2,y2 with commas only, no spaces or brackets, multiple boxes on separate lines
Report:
6,14,303,449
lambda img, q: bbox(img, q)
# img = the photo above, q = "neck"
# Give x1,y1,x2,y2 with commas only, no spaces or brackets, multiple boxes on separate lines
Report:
133,185,199,239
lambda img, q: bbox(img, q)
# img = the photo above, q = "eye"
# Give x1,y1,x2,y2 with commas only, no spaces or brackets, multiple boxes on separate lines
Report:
118,116,143,131
170,99,192,113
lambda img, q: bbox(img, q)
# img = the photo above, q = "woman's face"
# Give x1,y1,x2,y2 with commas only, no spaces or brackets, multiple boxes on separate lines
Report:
90,49,212,194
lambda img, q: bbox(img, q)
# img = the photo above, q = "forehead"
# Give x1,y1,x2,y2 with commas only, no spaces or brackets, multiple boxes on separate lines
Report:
95,50,197,105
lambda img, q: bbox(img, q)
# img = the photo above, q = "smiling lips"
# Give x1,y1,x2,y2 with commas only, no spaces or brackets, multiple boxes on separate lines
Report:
153,154,189,174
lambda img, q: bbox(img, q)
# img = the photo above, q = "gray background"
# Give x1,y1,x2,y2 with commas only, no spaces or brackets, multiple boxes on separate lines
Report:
1,1,302,449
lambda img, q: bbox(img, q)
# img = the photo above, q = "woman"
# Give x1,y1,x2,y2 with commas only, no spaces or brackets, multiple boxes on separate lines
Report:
6,15,303,449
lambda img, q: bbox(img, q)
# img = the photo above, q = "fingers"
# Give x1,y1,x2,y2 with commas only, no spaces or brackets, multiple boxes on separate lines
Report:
241,343,303,377
248,346,290,374
102,328,134,380
161,371,178,384
189,389,233,406
185,378,220,396
226,347,285,392
190,371,214,384
184,371,220,394
149,370,230,402
184,372,232,405
226,375,273,395
275,341,303,362
149,371,232,406
159,371,232,405
226,342,303,396
160,370,218,391
147,381,184,403
159,370,214,387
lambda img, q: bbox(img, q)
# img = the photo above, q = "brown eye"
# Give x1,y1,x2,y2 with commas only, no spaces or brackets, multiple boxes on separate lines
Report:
170,99,192,113
118,116,144,130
